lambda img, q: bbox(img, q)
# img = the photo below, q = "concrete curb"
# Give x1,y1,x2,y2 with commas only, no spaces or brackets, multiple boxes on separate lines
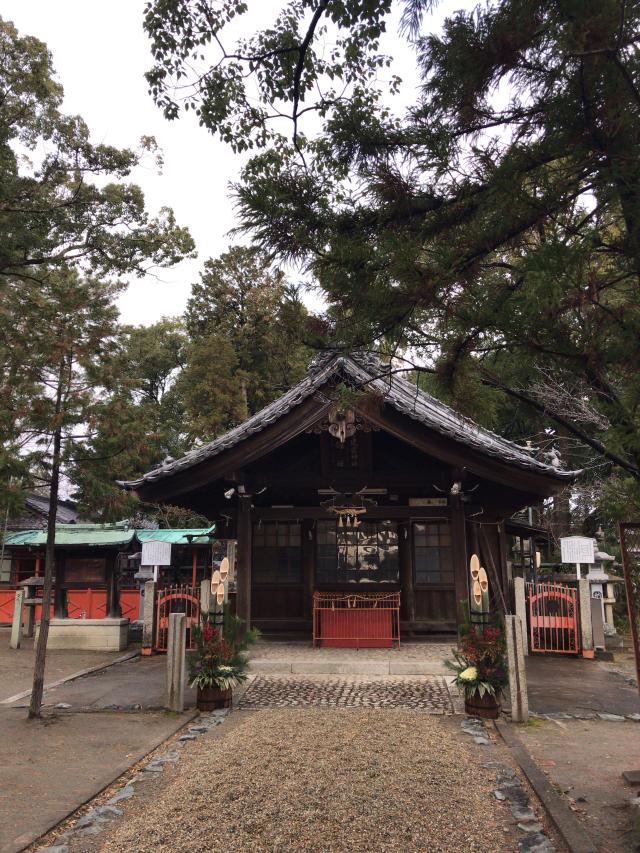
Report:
495,719,598,853
0,649,141,706
16,708,199,853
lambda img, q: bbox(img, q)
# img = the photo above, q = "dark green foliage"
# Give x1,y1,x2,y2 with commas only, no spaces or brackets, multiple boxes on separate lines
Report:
0,16,193,524
69,320,189,521
179,245,312,439
143,0,640,526
0,17,194,280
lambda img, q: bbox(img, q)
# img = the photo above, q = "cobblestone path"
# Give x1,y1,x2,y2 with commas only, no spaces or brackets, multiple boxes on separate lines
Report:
237,675,457,712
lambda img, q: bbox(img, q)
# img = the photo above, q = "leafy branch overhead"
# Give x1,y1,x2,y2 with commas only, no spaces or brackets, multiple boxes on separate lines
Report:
143,0,640,512
0,17,195,280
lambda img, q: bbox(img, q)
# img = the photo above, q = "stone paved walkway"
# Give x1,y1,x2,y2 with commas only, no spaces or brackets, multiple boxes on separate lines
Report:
237,674,459,712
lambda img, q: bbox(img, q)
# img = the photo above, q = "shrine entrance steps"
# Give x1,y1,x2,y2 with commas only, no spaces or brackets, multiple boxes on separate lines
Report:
247,639,453,676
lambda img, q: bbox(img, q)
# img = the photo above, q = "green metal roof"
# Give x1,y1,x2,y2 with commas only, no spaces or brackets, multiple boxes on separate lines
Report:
4,524,215,549
4,523,135,548
135,526,215,545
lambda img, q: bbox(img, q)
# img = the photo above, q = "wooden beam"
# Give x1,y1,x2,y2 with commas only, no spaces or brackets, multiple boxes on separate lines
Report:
253,506,451,521
136,396,333,503
236,495,252,632
360,404,570,496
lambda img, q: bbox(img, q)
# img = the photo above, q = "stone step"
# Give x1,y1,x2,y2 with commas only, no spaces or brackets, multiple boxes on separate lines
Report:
249,659,449,676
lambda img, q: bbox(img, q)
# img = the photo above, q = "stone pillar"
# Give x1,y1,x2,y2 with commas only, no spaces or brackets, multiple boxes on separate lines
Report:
513,577,529,656
10,589,25,649
505,614,529,723
24,602,35,639
142,580,157,656
578,578,595,658
166,612,186,713
200,578,211,618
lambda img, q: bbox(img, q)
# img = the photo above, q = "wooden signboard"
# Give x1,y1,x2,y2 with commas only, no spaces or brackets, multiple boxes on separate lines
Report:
560,537,594,565
141,540,172,567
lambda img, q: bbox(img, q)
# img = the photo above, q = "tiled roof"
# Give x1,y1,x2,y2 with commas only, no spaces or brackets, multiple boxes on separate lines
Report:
8,495,80,530
119,352,577,490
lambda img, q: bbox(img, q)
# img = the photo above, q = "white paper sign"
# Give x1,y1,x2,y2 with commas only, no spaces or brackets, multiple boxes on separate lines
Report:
141,540,172,567
560,537,595,565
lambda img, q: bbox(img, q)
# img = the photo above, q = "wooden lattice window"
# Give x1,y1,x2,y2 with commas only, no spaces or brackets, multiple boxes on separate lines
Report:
253,522,302,584
413,521,453,586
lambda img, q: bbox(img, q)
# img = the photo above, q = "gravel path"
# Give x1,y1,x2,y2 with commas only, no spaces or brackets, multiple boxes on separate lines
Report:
102,710,518,853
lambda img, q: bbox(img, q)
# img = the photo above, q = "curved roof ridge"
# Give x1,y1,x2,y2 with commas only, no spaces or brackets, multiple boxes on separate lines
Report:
119,350,577,491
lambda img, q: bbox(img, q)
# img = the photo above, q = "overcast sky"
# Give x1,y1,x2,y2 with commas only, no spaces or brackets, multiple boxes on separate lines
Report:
3,1,460,325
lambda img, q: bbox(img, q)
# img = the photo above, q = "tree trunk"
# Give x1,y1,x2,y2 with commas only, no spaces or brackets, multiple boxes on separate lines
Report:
239,379,249,420
29,362,65,719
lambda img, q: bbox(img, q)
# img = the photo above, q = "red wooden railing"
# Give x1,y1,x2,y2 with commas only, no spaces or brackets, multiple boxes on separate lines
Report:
0,588,140,624
312,591,401,649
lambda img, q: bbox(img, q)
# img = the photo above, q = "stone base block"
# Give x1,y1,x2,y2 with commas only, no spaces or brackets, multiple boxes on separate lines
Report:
37,618,130,651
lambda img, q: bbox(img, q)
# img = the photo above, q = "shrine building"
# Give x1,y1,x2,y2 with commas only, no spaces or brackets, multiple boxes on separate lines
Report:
119,352,575,637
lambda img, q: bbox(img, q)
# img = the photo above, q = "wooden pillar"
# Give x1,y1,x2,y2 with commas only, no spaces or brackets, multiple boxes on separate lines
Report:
498,522,512,609
106,552,121,618
450,497,469,626
35,556,42,577
236,495,252,631
54,553,66,618
399,521,415,625
479,524,508,613
191,548,197,587
302,519,314,620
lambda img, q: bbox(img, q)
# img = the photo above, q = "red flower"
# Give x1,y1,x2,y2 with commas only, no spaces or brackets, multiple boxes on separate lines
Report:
202,622,218,643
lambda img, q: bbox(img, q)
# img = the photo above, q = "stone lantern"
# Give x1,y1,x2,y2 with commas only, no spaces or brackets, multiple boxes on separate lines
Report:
586,540,620,637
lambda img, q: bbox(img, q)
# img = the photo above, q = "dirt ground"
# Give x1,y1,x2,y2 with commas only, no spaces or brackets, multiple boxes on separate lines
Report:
0,628,125,701
55,710,556,853
0,707,194,853
519,717,640,853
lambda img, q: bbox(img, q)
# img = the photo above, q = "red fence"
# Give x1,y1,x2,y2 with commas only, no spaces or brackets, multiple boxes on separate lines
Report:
155,585,201,652
526,581,580,655
312,591,401,649
0,588,140,624
0,590,18,624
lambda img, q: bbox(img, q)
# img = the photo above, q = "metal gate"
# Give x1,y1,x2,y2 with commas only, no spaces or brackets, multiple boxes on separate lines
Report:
155,584,200,652
526,581,580,655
